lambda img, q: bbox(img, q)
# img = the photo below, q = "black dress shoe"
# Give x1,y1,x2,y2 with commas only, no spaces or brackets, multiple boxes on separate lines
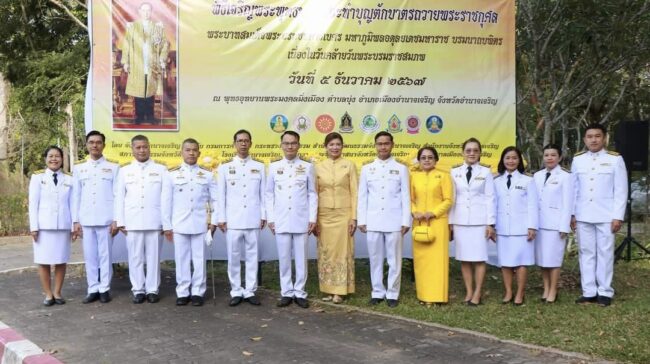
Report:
245,295,261,306
369,298,383,305
191,296,204,307
276,296,293,307
597,296,612,307
294,297,309,309
99,291,112,303
467,299,481,307
502,298,513,305
43,298,55,307
229,296,244,307
176,296,190,306
83,292,100,304
575,296,598,304
146,293,160,303
386,299,399,308
133,293,146,304
54,297,66,305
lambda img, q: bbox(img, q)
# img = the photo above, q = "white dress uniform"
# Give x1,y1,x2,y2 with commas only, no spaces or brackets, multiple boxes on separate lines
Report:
357,157,411,300
72,157,119,295
449,162,496,262
217,156,266,299
534,165,574,268
265,157,317,299
162,163,217,298
29,169,73,264
494,170,538,267
571,149,627,298
114,159,168,295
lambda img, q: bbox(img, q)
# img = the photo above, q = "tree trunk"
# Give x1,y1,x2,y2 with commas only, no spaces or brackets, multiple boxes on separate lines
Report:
0,73,9,161
65,103,77,169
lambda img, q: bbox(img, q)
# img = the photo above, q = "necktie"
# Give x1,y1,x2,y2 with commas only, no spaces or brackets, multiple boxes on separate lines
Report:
544,172,551,184
506,174,512,189
466,166,472,183
53,173,58,186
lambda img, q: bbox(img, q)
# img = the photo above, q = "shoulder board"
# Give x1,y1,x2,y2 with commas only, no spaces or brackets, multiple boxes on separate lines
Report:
606,151,620,156
298,156,312,163
270,157,283,163
362,159,374,166
493,173,503,178
250,157,264,164
199,165,212,172
168,166,181,172
63,171,72,176
394,158,409,167
220,158,234,165
537,168,546,173
479,162,491,168
451,163,463,168
524,172,533,177
561,167,571,173
106,158,119,164
74,159,86,165
32,169,45,175
574,150,586,157
154,159,167,167
120,161,130,167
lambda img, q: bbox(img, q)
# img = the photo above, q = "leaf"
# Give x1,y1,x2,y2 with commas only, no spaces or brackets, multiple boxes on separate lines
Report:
242,351,253,356
260,324,268,328
250,337,263,342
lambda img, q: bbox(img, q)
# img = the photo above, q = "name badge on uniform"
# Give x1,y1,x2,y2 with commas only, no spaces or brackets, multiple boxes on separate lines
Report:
515,185,525,190
277,168,284,175
251,169,260,174
475,177,485,181
149,173,159,177
102,168,112,173
390,170,399,175
549,181,558,185
455,174,462,178
600,163,611,166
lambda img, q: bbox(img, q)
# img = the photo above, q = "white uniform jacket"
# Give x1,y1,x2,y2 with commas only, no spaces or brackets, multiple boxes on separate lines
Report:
494,170,539,236
571,150,628,223
357,157,411,232
114,159,168,230
161,163,218,235
265,157,317,234
29,169,73,231
71,157,119,226
216,156,266,229
534,166,573,233
449,162,496,226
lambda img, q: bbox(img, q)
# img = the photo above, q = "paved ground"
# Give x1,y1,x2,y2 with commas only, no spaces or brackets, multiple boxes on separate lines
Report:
0,237,601,363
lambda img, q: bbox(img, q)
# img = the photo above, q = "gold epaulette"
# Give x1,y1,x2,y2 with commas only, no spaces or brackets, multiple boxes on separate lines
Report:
221,157,233,165
154,159,167,167
479,162,491,168
574,150,586,157
394,158,409,167
106,158,119,164
362,159,374,166
32,169,45,175
120,161,131,167
524,172,533,177
74,159,86,165
493,172,503,179
63,171,72,176
198,165,213,172
299,156,312,163
606,150,620,156
168,166,181,172
270,157,283,163
451,163,463,168
561,167,571,173
250,156,264,164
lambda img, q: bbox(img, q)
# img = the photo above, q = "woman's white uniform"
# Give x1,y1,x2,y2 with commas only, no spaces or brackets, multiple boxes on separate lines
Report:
494,170,539,267
28,169,73,264
533,165,574,268
449,162,496,262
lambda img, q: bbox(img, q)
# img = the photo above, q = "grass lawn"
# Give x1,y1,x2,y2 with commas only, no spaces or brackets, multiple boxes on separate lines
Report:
218,245,650,364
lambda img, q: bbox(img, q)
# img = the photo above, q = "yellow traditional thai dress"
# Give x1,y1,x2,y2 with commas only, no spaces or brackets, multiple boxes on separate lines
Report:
410,167,454,303
315,158,358,295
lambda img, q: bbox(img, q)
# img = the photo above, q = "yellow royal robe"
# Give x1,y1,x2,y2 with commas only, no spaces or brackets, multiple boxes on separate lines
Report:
315,158,358,295
122,20,169,98
410,167,454,303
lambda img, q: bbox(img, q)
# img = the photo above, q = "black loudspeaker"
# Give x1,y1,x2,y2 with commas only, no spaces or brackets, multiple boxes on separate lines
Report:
614,121,649,172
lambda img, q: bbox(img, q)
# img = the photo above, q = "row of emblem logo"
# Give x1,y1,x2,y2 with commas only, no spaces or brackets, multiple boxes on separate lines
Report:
270,114,444,134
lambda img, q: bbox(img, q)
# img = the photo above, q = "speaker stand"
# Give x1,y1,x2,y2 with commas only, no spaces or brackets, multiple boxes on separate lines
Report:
615,169,650,262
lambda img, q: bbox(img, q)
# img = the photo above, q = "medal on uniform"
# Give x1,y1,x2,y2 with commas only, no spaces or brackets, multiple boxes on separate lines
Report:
277,168,284,175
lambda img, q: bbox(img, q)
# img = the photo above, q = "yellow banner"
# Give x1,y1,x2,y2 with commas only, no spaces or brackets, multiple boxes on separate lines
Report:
90,0,515,171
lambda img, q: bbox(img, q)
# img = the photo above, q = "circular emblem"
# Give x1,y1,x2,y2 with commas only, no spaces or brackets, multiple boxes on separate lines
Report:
270,114,288,133
315,114,335,134
426,115,443,134
406,115,420,134
360,115,379,134
293,115,311,134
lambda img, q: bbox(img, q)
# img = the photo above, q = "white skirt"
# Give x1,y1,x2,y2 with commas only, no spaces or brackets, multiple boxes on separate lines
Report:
453,225,489,262
497,235,535,267
535,229,566,268
33,230,71,265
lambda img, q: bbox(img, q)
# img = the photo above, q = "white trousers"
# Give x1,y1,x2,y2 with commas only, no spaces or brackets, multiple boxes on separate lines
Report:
226,229,259,298
174,233,206,297
576,222,615,298
276,233,308,299
126,230,162,295
367,231,403,300
82,225,113,294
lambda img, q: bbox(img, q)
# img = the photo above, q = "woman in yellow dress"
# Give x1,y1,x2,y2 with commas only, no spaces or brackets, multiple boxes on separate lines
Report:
315,132,358,304
410,147,454,305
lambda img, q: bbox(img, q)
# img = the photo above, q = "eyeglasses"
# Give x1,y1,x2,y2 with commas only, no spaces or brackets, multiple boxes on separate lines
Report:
419,156,436,161
235,139,251,144
282,142,299,147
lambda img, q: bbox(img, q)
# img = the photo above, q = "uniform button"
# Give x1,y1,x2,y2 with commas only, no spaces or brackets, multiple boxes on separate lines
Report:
289,175,292,178
381,208,384,210
243,195,247,198
381,197,384,199
589,199,593,202
190,189,194,192
141,206,144,209
289,207,292,210
289,196,292,199
591,168,595,170
243,205,247,208
243,185,247,187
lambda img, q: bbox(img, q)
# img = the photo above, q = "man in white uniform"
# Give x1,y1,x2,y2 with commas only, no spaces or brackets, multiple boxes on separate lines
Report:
357,131,411,308
115,134,168,304
162,138,217,307
72,131,119,304
266,131,317,309
217,130,266,307
571,123,627,307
